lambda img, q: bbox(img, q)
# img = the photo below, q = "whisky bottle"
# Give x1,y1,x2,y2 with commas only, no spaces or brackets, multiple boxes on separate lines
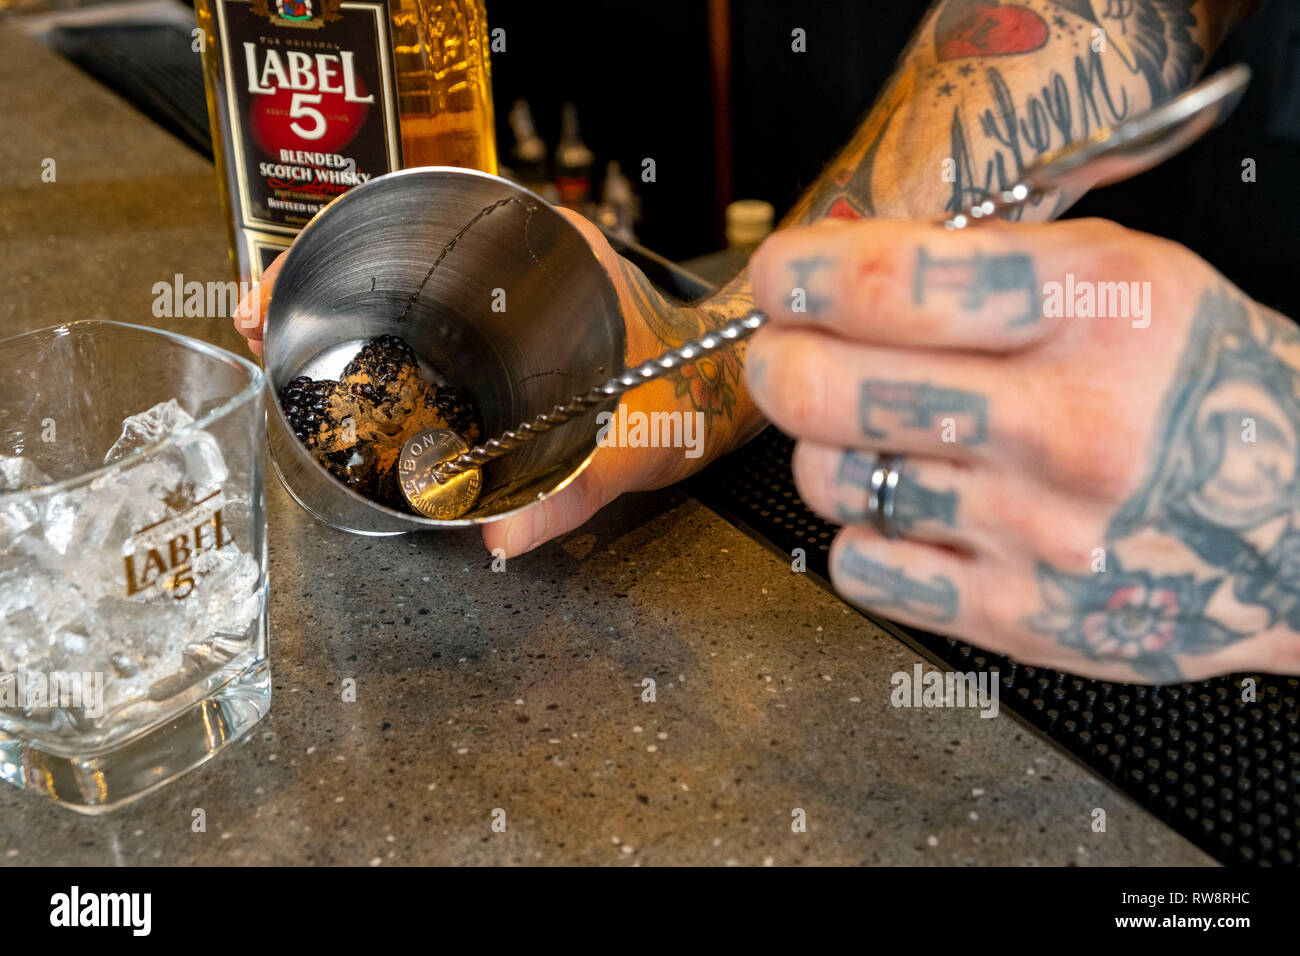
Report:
553,102,593,211
194,0,497,283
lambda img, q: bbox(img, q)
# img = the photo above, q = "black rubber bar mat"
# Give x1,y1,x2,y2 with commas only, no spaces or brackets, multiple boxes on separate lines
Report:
686,426,1300,866
46,23,213,158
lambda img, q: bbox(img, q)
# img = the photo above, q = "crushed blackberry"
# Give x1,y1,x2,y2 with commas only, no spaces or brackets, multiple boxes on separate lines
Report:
342,334,420,406
374,462,403,510
423,382,481,442
278,377,350,450
321,445,383,500
278,334,483,512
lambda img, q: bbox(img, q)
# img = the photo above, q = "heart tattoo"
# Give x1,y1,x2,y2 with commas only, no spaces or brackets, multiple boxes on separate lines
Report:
935,0,1050,60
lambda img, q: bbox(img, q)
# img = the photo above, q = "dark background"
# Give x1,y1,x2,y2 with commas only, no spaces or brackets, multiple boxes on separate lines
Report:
487,0,1300,317
49,0,1298,314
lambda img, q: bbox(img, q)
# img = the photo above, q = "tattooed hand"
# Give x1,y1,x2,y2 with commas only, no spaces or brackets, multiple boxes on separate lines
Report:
479,0,1248,559
231,0,1250,567
747,218,1300,683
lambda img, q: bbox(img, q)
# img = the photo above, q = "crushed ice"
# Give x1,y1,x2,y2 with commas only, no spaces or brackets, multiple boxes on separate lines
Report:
1,398,260,728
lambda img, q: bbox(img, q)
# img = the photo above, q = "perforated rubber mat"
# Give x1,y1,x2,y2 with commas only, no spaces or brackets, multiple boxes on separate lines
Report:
686,426,1300,867
46,23,212,158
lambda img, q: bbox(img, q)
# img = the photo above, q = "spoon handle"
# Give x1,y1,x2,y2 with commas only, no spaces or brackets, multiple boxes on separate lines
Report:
431,308,768,482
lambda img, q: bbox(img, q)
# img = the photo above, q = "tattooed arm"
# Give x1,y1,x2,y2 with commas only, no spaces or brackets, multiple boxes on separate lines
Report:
233,1,1250,555
474,0,1253,557
791,0,1252,225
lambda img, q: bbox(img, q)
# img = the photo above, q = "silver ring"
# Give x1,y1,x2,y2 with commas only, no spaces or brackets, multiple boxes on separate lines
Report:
867,453,905,539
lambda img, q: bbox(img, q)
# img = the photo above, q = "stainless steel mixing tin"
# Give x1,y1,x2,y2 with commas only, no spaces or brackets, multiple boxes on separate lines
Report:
263,167,626,534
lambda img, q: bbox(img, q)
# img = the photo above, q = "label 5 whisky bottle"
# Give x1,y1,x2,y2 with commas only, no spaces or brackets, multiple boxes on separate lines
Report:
195,0,497,283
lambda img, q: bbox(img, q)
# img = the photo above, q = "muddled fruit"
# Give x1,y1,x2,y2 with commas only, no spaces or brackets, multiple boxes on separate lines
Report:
278,335,483,512
423,382,481,443
279,377,351,450
320,444,380,497
341,334,422,407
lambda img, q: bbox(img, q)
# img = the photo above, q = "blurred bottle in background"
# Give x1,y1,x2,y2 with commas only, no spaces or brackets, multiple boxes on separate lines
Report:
389,0,497,170
506,98,558,203
726,199,773,254
553,101,594,212
594,160,638,244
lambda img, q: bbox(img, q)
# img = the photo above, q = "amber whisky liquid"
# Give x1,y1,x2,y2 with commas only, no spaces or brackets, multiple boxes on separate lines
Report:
196,0,496,283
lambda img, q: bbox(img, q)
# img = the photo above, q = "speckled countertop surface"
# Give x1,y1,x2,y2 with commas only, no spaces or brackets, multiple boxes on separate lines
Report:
0,25,1212,865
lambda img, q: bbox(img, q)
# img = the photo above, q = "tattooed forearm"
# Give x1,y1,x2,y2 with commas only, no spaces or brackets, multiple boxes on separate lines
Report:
837,544,959,623
790,0,1215,227
861,380,989,446
1028,285,1300,682
941,1,1204,219
949,53,1132,219
618,256,748,432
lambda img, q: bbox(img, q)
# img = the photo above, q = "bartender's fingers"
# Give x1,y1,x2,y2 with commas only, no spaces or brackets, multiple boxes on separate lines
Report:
231,251,286,355
794,441,1001,554
481,456,620,558
829,526,986,636
746,325,1015,462
750,217,1146,352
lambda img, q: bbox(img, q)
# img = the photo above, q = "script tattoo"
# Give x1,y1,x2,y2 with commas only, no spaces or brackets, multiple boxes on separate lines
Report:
914,246,1039,327
860,380,989,446
837,545,959,623
944,0,1203,220
836,450,958,529
1028,287,1300,681
947,52,1131,220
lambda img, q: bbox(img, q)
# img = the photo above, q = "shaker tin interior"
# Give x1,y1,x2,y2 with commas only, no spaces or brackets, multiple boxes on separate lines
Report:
263,167,626,534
